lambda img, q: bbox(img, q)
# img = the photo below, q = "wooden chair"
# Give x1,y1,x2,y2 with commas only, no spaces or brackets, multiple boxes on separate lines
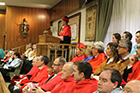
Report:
0,72,10,93
6,60,23,79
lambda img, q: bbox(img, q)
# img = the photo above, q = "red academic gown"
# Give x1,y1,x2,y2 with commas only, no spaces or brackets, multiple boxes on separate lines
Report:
51,77,76,93
127,60,140,82
59,25,71,37
20,65,48,85
20,65,40,84
39,73,63,91
71,55,87,63
88,53,107,73
21,65,39,78
69,78,98,93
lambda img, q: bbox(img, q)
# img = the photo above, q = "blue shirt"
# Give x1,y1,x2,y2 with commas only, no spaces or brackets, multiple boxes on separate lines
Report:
93,88,122,93
82,56,93,61
131,44,137,55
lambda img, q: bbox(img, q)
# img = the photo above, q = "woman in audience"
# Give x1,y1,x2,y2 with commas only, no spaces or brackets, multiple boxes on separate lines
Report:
71,43,86,63
82,46,93,61
94,42,121,75
21,44,36,74
112,33,121,43
27,44,36,61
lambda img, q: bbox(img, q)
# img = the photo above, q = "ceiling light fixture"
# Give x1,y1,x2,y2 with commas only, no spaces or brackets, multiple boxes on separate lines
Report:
0,2,5,5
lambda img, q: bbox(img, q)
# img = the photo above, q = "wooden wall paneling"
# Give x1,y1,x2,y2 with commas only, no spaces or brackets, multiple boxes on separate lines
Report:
5,6,51,51
50,0,79,21
0,14,5,49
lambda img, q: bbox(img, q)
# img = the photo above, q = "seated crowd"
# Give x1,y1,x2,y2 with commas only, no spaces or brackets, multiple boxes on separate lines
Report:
0,31,140,93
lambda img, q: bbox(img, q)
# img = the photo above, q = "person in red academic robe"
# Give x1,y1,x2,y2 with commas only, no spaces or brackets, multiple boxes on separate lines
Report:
38,73,63,91
70,61,98,93
88,53,107,72
50,62,76,93
20,56,49,85
22,57,66,93
88,41,107,72
127,60,140,82
70,78,97,93
71,43,86,63
10,55,50,93
10,57,39,85
58,16,71,44
127,45,140,82
51,77,76,93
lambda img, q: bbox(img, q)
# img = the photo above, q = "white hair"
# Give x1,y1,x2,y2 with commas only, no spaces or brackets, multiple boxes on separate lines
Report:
65,62,73,72
93,41,105,53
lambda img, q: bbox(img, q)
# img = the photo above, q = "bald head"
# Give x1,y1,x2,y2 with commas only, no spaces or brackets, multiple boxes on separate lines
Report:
61,62,73,79
123,80,140,93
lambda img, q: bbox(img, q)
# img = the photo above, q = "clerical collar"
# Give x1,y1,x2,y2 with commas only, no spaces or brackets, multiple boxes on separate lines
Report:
122,53,131,60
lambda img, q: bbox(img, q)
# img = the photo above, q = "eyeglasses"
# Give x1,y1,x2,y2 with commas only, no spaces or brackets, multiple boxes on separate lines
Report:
92,47,96,49
137,46,140,49
118,45,126,49
52,63,61,66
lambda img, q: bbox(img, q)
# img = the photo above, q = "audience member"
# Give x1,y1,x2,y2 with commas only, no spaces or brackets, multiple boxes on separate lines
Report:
131,30,140,55
94,67,122,93
94,42,121,75
121,31,132,40
26,44,36,61
8,57,40,92
23,43,33,58
0,52,21,77
114,39,132,82
21,44,36,74
47,61,54,77
34,62,76,93
2,51,15,66
123,80,140,93
112,33,121,43
71,43,86,63
88,41,107,72
82,46,93,61
2,50,13,64
22,57,66,93
11,55,49,93
127,44,140,82
70,61,97,93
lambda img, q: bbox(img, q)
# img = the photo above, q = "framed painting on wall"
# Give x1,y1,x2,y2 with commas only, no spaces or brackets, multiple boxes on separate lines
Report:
58,12,81,44
85,5,97,41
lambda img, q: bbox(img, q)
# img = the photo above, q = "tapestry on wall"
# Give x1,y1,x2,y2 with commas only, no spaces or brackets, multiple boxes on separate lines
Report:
85,5,97,41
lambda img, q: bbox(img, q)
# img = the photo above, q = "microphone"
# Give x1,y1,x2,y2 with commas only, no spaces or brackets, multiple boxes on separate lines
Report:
47,28,50,30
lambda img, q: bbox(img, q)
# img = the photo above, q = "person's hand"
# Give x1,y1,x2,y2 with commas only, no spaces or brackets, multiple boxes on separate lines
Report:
31,87,45,93
2,63,4,66
22,84,31,93
17,84,21,89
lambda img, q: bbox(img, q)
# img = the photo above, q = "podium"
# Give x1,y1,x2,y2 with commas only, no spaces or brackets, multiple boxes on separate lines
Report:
37,34,61,57
39,34,60,43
